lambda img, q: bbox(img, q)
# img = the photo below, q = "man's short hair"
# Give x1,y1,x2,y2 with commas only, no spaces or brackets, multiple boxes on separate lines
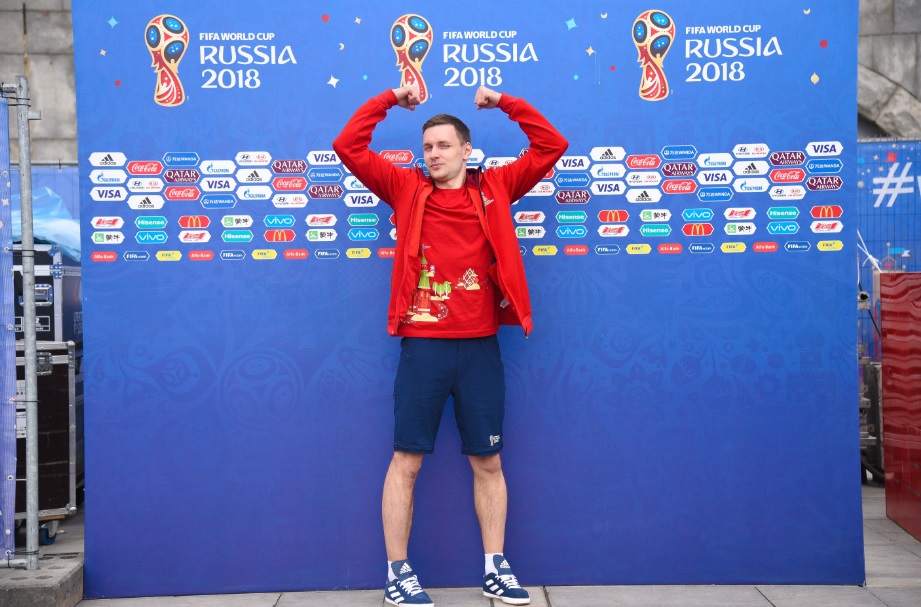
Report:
422,114,471,145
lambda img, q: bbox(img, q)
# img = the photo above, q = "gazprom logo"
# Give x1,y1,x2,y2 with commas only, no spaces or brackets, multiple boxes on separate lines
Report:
263,214,296,227
767,221,800,235
348,228,379,241
681,208,714,221
556,225,588,238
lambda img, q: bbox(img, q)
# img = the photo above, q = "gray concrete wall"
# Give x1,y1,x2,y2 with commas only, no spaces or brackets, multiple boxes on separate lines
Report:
0,0,919,158
1,0,75,163
859,0,921,137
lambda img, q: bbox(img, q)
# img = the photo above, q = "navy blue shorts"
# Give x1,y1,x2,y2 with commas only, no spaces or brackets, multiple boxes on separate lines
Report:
393,336,506,456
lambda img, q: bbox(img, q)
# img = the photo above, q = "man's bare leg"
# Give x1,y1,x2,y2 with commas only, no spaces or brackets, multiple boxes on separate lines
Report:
469,453,506,553
382,451,424,561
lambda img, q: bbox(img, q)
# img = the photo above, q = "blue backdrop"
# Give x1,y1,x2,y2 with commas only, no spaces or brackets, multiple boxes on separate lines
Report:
73,1,863,597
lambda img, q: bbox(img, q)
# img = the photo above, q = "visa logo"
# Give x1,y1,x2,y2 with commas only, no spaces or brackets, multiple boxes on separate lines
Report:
95,189,124,199
348,228,379,241
347,194,378,206
135,231,167,244
205,179,232,189
767,222,799,234
595,183,621,193
264,215,296,227
701,173,728,182
556,226,588,238
559,158,587,168
810,143,839,155
310,152,339,163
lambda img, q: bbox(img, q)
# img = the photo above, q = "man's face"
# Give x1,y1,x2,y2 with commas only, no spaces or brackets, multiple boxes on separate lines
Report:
422,124,472,188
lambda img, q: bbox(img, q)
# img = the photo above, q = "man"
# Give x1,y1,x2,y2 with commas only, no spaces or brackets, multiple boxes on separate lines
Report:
333,85,567,606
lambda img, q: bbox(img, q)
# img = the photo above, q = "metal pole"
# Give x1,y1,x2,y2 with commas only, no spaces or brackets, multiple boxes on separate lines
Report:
14,75,41,571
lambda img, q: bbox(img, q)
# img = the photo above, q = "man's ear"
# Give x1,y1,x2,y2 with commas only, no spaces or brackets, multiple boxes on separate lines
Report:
463,141,472,161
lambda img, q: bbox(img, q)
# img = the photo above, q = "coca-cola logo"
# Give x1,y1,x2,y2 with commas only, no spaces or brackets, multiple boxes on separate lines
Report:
164,186,201,200
127,161,163,175
625,154,662,169
662,162,697,177
770,168,806,183
163,169,200,183
663,179,697,194
381,150,414,164
272,177,307,191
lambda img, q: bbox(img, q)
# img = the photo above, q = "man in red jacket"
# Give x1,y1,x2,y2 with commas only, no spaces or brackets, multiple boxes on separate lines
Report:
333,85,567,607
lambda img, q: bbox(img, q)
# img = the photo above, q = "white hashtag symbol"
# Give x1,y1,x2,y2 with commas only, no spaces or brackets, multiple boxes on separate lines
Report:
872,162,915,208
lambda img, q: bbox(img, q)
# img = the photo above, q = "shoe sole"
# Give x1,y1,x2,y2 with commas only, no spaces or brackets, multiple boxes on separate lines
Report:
385,598,434,607
483,591,530,605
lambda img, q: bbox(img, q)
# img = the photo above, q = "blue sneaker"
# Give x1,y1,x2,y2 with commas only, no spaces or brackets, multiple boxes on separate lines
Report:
385,559,434,607
483,555,530,605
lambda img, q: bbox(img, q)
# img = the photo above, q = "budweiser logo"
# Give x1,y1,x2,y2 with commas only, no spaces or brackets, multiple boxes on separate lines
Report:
600,226,627,236
663,180,696,193
127,161,163,175
625,155,661,169
727,209,754,218
381,150,413,164
93,218,121,227
815,222,839,230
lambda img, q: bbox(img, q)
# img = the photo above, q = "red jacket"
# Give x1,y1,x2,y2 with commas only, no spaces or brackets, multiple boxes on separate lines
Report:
332,90,568,337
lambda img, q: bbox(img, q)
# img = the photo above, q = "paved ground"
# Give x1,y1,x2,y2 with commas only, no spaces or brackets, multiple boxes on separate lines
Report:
3,485,920,607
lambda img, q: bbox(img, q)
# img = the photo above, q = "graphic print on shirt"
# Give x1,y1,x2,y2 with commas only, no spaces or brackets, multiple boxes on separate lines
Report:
405,245,451,323
456,268,481,290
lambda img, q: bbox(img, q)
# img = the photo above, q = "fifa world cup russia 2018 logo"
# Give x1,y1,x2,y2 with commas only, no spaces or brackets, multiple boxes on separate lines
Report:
391,14,433,103
633,10,675,101
145,15,189,107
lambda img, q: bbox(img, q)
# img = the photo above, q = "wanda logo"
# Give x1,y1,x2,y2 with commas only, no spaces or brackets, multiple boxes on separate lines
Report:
381,150,413,164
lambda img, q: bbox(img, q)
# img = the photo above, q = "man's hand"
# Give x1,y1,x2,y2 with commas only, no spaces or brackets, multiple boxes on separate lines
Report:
392,85,421,111
474,86,502,110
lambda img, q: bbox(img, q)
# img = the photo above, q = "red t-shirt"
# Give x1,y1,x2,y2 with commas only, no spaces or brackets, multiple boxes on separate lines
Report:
398,186,498,338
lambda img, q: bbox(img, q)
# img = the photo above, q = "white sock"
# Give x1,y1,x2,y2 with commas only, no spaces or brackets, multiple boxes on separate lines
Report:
388,560,397,581
485,553,503,575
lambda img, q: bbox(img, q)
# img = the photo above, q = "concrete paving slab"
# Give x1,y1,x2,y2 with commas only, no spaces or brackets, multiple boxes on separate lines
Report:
276,589,382,607
757,585,888,607
546,585,773,607
0,553,82,607
867,587,921,607
78,593,280,607
426,587,490,606
864,529,897,546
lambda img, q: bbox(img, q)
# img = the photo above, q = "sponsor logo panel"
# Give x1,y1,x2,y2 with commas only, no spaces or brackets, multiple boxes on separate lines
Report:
156,251,182,261
811,205,844,218
681,208,714,221
818,240,844,251
346,248,372,258
697,187,733,202
769,151,806,166
724,222,757,235
200,160,236,175
769,185,807,201
626,189,662,204
123,251,150,261
596,210,628,223
766,207,800,219
811,221,844,233
273,159,309,174
273,194,308,208
90,187,127,201
594,244,621,255
555,156,591,170
135,216,167,229
597,225,630,237
663,179,697,194
556,225,588,238
697,170,732,185
682,223,714,236
767,221,800,235
688,242,715,254
89,152,127,167
127,178,165,193
91,251,118,262
163,169,200,183
696,153,733,168
532,245,558,256
626,172,663,187
307,229,338,242
733,160,770,176
200,177,236,192
178,215,211,229
732,143,770,158
625,154,661,170
661,145,697,160
626,244,652,255
555,190,591,204
639,224,671,237
721,242,746,253
640,209,672,222
127,195,166,210
590,181,624,196
90,169,128,185
92,231,124,245
236,168,273,183
126,161,163,175
526,182,556,197
237,185,273,200
590,147,626,161
806,176,843,191
806,141,843,157
284,249,310,259
590,163,627,179
235,151,272,166
515,211,546,224
785,241,812,252
163,152,200,166
306,214,337,227
516,226,546,239
658,243,682,254
753,241,779,253
805,158,843,174
91,216,125,229
564,245,589,256
178,230,211,243
164,186,201,201
201,194,237,209
662,162,697,177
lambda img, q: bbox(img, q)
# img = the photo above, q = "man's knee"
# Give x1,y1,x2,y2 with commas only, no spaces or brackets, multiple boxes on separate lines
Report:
469,453,502,476
391,451,424,480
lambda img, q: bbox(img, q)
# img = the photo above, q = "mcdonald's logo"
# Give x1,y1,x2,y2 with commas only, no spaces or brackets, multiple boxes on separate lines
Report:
810,205,843,219
178,215,211,229
264,229,296,242
681,223,713,236
597,210,629,223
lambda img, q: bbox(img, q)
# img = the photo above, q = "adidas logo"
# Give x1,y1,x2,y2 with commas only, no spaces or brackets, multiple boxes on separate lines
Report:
100,153,115,165
499,559,510,569
141,196,152,205
599,148,616,160
246,170,262,182
743,162,759,174
635,191,652,202
399,562,412,575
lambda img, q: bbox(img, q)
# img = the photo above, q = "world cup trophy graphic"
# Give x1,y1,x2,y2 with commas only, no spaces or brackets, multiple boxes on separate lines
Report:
145,15,189,107
632,10,675,101
391,14,433,103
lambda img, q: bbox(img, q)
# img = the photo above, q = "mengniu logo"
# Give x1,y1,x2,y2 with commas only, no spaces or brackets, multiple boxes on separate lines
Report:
391,14,432,102
632,10,674,101
145,15,189,107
